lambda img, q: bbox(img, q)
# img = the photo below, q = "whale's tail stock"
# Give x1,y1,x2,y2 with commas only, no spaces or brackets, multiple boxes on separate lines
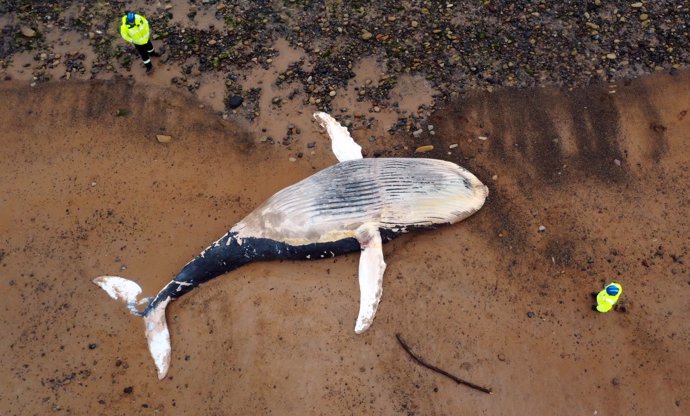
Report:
92,276,172,379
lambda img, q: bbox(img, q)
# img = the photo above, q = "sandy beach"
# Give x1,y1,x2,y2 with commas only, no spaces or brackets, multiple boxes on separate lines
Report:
1,1,689,415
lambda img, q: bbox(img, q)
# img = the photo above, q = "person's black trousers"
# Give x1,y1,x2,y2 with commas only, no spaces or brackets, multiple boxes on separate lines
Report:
134,40,155,67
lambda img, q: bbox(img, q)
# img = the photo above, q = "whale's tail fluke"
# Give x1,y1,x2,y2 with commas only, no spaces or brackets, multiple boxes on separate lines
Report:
93,276,172,380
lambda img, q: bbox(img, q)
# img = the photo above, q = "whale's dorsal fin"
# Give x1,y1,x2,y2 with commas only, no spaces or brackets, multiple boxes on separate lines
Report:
354,223,387,334
313,111,363,162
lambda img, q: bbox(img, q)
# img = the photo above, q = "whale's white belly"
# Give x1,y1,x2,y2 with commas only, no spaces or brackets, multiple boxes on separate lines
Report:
232,158,488,245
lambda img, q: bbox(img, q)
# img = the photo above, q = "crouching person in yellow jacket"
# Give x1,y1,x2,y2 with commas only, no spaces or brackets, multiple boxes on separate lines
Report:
120,12,160,73
592,282,622,313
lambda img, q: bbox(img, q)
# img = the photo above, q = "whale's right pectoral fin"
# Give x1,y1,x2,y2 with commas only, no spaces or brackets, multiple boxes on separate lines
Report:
354,223,387,334
313,111,363,162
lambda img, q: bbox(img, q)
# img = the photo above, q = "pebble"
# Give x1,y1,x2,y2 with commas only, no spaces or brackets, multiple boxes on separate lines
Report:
449,143,458,148
361,31,373,40
606,53,616,60
478,136,488,141
631,2,643,8
373,106,380,112
289,157,297,162
612,377,620,385
20,26,36,37
538,225,546,232
412,129,423,138
639,13,649,21
527,311,535,318
329,90,336,97
415,145,434,153
156,134,172,143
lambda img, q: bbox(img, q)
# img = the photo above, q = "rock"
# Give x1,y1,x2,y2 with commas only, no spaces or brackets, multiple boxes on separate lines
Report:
538,225,546,232
449,143,458,148
20,26,36,38
478,136,488,140
329,90,336,97
527,311,535,318
289,157,297,162
631,2,643,8
412,129,423,138
227,95,243,109
373,106,380,112
156,134,172,143
606,53,616,60
361,30,373,40
612,377,620,385
415,145,434,153
639,13,649,21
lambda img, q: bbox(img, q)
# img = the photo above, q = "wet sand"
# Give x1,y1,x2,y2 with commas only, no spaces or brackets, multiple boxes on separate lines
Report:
1,68,688,415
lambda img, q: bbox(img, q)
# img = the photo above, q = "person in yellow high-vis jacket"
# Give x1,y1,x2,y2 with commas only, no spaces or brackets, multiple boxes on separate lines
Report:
592,282,622,313
120,12,159,73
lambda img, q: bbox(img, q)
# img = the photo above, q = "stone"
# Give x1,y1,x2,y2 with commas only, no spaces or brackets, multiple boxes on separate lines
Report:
227,95,243,109
156,134,172,143
20,26,36,37
361,31,373,40
415,145,434,153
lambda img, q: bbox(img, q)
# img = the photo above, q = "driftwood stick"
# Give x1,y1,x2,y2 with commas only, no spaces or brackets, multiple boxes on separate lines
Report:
396,333,492,395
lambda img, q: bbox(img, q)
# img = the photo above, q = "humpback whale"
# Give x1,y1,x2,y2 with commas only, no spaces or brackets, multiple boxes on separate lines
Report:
94,112,488,379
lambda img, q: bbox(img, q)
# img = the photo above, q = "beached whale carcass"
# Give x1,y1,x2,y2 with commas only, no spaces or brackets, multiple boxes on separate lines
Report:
94,112,489,379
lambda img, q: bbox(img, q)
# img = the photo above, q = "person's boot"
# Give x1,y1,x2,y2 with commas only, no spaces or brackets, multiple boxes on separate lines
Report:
145,61,153,74
149,50,161,57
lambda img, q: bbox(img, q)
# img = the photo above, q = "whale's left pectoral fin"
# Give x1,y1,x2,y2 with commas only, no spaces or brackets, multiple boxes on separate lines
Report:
313,111,363,162
354,223,387,334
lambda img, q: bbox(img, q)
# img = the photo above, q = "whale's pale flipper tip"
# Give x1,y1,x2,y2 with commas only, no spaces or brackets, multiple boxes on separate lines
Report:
313,111,363,162
144,298,172,380
354,224,387,334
